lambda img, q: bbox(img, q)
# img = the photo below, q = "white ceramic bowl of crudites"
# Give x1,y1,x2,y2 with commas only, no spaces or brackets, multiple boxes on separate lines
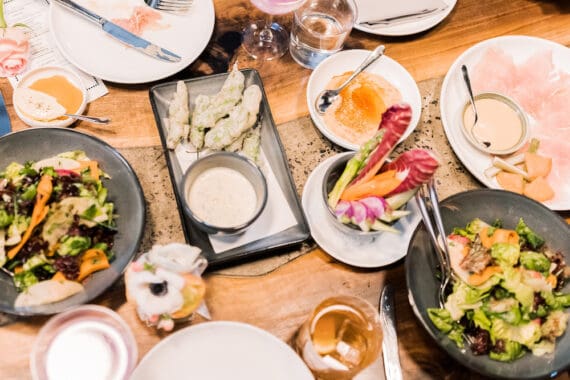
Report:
13,65,87,129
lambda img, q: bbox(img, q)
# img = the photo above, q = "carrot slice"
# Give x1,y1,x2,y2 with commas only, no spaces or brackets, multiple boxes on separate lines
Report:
469,266,502,286
77,248,110,282
340,170,401,201
496,172,524,194
523,176,555,202
524,152,552,180
7,175,53,260
479,227,519,249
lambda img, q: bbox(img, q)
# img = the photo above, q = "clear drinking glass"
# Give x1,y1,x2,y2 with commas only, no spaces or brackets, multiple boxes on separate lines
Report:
289,0,357,69
294,295,382,380
243,0,307,60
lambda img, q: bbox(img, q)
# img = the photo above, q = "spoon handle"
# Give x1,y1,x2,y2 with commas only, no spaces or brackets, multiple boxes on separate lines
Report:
336,45,385,93
65,114,110,125
461,64,478,123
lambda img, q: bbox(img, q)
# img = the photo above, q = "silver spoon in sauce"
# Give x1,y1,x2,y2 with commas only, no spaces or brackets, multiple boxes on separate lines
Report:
461,65,490,148
315,45,386,114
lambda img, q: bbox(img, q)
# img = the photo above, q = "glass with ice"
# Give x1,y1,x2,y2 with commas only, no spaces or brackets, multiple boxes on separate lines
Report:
294,295,382,379
289,0,357,69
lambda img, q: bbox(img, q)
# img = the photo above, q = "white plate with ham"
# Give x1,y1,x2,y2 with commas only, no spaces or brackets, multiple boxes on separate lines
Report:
49,0,215,84
440,35,570,210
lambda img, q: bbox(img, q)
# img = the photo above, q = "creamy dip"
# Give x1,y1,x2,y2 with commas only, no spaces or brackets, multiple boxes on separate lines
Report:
187,167,257,228
46,320,129,380
463,96,524,152
323,71,402,146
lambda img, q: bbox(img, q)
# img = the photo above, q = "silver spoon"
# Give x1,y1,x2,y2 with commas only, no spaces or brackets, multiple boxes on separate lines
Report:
65,114,110,125
315,45,386,114
461,65,489,148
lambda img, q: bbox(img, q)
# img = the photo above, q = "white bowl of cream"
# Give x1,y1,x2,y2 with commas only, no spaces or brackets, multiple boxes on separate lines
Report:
461,92,529,155
180,152,268,235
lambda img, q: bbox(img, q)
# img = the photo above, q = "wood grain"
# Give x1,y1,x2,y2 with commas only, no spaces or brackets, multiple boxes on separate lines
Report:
1,0,570,378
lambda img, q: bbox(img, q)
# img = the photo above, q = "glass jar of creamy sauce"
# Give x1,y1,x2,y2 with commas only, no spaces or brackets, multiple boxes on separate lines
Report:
462,93,528,155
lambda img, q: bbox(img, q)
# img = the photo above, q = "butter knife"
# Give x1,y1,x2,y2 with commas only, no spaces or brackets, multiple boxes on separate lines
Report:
53,0,181,63
359,6,447,27
380,284,403,380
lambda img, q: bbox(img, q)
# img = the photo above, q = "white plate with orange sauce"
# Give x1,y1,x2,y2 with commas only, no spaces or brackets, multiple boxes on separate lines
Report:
13,66,87,128
307,49,421,151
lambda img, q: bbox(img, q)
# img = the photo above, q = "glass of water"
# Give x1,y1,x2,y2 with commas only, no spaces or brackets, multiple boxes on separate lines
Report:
289,0,357,69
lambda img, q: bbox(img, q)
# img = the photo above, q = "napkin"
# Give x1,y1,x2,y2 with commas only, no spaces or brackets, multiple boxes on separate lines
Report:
357,0,448,25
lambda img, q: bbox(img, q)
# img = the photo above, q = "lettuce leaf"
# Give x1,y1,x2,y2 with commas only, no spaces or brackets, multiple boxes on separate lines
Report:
428,308,464,347
489,340,525,362
516,218,545,250
445,281,487,320
520,251,551,274
491,318,541,347
491,243,520,268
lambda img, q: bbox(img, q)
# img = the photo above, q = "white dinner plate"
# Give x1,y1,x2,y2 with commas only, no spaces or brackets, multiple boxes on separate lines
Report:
302,153,421,268
354,0,456,36
307,49,421,151
440,35,570,211
130,321,314,380
49,0,215,84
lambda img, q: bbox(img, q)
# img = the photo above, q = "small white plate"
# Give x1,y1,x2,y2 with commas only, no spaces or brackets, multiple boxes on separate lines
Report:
302,152,421,268
307,49,421,151
130,321,314,380
440,35,570,210
13,66,87,128
49,0,215,84
354,0,457,36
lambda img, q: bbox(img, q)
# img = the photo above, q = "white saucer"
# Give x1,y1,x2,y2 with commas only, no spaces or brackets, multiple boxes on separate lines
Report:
307,49,421,151
302,152,421,268
354,0,457,36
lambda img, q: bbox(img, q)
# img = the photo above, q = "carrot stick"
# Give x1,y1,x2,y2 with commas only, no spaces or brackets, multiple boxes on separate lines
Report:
7,175,53,260
469,266,502,286
340,170,401,201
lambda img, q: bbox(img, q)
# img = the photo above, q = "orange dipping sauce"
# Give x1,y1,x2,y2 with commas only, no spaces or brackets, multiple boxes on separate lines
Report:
323,71,402,146
28,75,83,115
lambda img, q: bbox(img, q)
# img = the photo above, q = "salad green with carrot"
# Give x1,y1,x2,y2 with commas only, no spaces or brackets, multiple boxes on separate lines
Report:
0,151,116,301
429,217,570,361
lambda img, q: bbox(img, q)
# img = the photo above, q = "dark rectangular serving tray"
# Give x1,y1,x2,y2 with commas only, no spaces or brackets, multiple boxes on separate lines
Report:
149,69,309,268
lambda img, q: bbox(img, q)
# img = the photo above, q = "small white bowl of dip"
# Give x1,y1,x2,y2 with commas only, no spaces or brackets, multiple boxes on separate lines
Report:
461,92,529,155
13,66,87,129
180,152,268,235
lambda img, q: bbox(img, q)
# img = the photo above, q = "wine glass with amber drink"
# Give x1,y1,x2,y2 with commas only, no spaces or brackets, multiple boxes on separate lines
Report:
295,295,382,380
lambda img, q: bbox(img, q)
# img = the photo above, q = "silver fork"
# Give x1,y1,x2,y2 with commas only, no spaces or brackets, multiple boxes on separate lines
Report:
415,181,476,347
414,179,452,308
144,0,193,14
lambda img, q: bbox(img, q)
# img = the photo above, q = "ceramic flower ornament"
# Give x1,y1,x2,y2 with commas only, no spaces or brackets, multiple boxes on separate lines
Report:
125,243,209,331
0,1,30,77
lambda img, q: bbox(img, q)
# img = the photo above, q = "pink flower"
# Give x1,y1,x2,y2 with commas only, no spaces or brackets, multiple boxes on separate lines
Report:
0,28,29,77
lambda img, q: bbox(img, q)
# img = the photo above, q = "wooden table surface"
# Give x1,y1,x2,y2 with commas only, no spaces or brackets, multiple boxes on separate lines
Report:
2,0,570,379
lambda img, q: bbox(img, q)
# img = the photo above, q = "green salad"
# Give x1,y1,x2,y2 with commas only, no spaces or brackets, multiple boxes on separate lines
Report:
428,218,570,361
0,151,116,304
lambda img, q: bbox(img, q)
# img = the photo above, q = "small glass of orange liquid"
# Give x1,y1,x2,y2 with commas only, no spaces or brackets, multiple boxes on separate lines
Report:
294,295,382,380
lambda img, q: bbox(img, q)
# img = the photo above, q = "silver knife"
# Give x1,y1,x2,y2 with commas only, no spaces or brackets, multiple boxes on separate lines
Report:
0,91,11,137
359,7,447,27
380,284,403,380
53,0,181,63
